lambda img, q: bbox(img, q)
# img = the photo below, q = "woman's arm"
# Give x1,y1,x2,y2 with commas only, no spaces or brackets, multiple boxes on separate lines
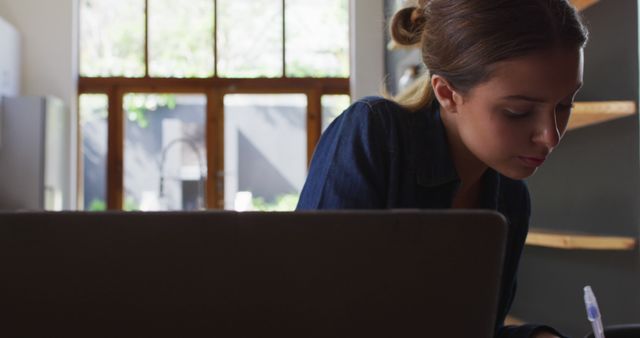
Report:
495,182,567,338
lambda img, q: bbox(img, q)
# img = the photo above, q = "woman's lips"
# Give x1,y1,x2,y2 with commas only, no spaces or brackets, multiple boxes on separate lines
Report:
518,156,546,167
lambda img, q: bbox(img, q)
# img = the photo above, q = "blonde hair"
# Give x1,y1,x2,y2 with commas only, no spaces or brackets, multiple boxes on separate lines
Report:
392,72,434,112
389,0,588,112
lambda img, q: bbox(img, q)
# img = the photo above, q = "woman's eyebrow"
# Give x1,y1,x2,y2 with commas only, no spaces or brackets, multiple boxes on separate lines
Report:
502,83,582,103
501,95,546,103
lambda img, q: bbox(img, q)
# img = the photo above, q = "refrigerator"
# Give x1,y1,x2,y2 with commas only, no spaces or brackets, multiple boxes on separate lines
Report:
0,15,21,149
0,96,67,210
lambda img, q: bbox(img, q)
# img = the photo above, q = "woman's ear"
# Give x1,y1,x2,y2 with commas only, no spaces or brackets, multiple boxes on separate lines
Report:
431,75,463,114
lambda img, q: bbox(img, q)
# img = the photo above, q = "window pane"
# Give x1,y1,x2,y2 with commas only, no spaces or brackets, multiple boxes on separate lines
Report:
148,0,215,77
224,94,306,211
286,0,349,77
80,94,109,211
322,95,351,131
79,0,145,77
123,94,207,211
217,0,283,78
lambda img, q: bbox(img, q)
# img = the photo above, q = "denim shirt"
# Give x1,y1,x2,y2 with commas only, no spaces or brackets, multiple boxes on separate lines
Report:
297,97,563,338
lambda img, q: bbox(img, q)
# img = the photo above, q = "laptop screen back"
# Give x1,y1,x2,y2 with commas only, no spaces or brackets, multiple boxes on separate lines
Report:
0,210,507,338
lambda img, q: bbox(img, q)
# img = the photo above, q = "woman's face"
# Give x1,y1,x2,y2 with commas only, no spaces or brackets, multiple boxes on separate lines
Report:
453,47,584,180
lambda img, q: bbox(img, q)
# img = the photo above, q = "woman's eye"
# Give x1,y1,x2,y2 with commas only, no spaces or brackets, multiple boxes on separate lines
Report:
503,109,529,118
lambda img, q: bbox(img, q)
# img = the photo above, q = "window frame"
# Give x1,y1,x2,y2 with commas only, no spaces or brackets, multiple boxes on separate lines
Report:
77,0,350,210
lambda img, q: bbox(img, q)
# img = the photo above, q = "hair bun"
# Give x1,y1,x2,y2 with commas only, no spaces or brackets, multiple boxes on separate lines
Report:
390,6,426,46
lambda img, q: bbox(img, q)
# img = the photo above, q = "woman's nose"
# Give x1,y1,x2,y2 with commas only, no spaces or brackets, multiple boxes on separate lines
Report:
531,112,561,150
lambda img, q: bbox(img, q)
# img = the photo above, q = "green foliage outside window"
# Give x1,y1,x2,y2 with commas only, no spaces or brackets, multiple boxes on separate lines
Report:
80,0,349,79
80,0,146,77
123,94,177,129
87,197,140,211
252,194,300,212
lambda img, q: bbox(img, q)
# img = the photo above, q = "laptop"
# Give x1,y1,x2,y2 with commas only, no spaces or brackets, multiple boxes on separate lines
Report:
0,210,507,338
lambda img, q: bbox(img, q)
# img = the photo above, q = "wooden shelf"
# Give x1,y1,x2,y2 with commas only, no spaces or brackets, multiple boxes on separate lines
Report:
526,228,638,251
570,0,600,11
505,316,525,326
568,101,636,130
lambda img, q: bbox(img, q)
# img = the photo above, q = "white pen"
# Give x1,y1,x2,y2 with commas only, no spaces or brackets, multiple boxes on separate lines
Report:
584,285,606,338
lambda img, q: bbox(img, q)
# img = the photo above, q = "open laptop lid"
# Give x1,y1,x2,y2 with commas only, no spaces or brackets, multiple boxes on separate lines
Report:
0,210,507,338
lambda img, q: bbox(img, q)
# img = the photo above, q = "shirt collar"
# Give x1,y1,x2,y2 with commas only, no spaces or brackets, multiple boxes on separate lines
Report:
415,102,460,188
480,167,501,210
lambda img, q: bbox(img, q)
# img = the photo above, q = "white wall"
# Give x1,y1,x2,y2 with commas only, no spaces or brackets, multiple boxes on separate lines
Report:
349,0,386,100
0,0,78,209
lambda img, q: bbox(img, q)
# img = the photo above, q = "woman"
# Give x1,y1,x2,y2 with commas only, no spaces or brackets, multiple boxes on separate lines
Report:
297,0,587,337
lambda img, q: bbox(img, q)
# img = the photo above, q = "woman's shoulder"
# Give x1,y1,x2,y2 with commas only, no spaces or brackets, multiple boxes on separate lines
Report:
340,96,425,132
349,96,411,116
352,96,401,107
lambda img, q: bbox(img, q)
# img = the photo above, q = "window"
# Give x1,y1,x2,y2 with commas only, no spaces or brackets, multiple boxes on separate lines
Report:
79,0,145,77
123,94,207,211
148,0,215,77
224,94,307,211
79,94,108,210
78,0,351,211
